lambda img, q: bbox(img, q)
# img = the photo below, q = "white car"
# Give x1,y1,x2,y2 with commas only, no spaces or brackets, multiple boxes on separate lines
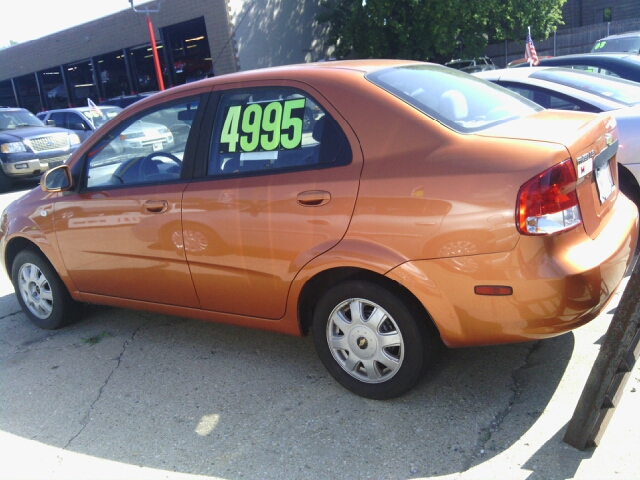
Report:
475,67,640,206
115,119,174,153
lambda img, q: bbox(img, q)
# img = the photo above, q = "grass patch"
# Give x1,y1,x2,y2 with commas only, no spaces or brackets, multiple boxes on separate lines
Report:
81,331,110,346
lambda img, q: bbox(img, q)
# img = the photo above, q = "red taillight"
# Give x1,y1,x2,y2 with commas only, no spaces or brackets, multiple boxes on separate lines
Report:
517,159,582,235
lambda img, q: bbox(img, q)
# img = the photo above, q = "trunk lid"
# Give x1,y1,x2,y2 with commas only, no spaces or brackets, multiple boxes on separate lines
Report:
478,110,619,238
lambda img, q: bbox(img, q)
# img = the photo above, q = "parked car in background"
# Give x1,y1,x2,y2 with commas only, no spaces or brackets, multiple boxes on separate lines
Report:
37,106,122,142
507,56,553,67
0,107,80,192
445,56,497,73
592,31,640,54
476,67,640,206
511,53,640,82
1,61,637,399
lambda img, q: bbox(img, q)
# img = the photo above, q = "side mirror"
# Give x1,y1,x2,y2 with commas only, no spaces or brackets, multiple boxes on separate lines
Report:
41,165,73,192
71,122,87,131
46,119,56,126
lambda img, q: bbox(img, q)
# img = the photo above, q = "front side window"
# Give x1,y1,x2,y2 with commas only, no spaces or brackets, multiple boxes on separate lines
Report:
208,88,351,176
367,64,541,133
84,98,199,188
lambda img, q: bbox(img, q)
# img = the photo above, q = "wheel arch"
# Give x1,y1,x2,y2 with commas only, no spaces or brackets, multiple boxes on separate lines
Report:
618,163,640,206
4,236,41,278
297,266,440,340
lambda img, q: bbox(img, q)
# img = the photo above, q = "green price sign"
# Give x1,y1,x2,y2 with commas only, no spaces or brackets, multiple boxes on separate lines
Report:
219,98,306,154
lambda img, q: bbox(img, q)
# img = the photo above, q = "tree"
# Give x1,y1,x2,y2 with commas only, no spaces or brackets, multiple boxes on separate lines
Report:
318,0,566,61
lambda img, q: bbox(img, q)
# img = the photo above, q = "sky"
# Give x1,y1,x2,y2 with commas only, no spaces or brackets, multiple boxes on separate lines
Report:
0,1,141,48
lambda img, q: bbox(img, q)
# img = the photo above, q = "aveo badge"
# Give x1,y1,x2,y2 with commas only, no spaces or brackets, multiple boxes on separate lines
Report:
577,149,595,179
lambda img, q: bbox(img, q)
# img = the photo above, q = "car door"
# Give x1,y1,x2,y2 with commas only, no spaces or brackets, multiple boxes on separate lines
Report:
67,112,93,141
182,84,363,319
53,96,204,307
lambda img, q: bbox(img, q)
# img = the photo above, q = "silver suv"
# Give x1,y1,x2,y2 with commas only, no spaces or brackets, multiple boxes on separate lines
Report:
37,106,122,142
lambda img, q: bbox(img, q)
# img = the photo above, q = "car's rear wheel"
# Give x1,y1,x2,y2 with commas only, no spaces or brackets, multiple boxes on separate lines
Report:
312,280,434,399
11,250,81,329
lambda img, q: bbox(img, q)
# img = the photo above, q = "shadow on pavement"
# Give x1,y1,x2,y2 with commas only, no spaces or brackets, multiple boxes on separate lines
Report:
522,423,593,479
0,295,573,478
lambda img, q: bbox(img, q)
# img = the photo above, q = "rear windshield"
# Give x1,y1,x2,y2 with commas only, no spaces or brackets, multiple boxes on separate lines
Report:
592,37,640,54
530,68,640,106
366,64,541,133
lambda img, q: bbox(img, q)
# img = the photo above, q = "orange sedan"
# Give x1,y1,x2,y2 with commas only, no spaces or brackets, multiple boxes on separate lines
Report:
1,60,637,399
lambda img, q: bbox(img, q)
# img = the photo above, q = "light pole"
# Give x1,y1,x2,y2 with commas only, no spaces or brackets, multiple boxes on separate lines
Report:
129,0,165,91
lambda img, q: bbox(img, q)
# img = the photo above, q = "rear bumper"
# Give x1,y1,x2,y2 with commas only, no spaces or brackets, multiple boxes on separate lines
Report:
387,194,639,348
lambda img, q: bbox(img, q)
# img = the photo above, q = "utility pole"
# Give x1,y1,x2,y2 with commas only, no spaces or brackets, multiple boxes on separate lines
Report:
129,0,165,91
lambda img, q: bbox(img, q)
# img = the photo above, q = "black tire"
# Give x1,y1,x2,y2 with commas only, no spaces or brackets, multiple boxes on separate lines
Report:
619,174,640,210
312,280,434,399
11,249,82,330
0,168,12,193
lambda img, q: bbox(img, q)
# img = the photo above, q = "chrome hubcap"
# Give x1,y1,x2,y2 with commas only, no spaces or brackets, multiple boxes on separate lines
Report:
18,263,53,320
326,298,404,384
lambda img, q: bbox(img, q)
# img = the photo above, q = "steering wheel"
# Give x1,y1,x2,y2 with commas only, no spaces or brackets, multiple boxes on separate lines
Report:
138,151,183,181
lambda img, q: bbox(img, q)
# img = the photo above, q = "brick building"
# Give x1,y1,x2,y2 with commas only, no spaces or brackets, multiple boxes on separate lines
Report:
0,0,327,113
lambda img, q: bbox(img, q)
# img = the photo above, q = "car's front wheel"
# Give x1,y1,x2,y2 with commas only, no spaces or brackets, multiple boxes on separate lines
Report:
11,249,81,329
0,168,12,193
312,280,435,399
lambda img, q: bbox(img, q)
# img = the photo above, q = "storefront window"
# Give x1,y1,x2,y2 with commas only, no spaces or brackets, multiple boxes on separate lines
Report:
66,60,99,107
164,17,212,84
95,50,132,99
41,67,68,109
129,43,166,93
0,80,18,107
14,74,42,113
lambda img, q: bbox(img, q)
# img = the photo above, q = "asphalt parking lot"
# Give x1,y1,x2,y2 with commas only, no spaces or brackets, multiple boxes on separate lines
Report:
1,183,639,480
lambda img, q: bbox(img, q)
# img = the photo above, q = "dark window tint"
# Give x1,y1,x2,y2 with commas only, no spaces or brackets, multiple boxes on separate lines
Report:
208,88,351,176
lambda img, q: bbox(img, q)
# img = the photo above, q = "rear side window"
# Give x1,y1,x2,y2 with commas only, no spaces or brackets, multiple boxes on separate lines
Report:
530,68,640,106
366,64,541,133
208,88,351,176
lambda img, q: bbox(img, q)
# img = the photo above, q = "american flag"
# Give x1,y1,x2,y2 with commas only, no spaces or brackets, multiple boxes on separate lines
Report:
525,27,539,66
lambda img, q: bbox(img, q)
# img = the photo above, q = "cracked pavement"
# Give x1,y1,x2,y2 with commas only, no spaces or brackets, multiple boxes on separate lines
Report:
1,187,639,479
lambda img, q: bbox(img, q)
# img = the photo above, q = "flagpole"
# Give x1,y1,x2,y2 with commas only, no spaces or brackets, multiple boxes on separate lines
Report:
528,27,532,67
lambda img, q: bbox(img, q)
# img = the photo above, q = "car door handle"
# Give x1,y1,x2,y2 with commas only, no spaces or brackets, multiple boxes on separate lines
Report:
297,190,331,207
143,200,168,214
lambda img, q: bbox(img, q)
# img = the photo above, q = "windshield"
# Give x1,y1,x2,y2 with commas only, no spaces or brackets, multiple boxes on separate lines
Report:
0,110,45,131
366,64,542,133
592,37,640,54
531,68,640,106
82,107,122,128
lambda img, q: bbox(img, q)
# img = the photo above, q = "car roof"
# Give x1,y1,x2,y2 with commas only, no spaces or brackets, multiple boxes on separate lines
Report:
122,60,425,111
596,30,640,41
